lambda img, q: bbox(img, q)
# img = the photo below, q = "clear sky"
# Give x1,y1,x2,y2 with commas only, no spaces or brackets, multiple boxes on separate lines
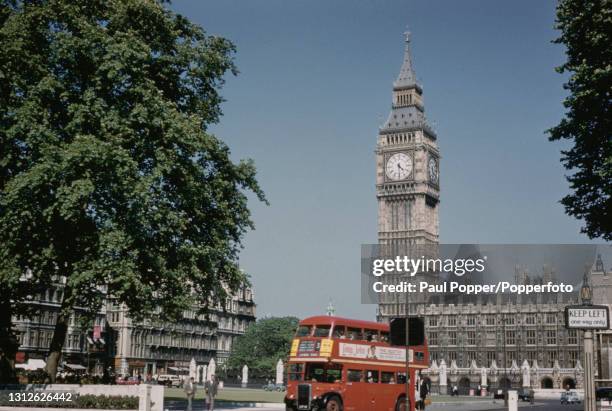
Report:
169,0,599,320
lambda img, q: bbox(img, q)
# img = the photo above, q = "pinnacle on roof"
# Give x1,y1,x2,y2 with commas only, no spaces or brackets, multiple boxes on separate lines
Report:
393,30,418,90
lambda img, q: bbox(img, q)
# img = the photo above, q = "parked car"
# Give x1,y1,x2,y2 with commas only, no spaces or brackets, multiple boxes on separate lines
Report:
262,383,286,392
561,391,581,405
157,374,183,387
116,376,139,385
597,387,612,400
517,388,532,402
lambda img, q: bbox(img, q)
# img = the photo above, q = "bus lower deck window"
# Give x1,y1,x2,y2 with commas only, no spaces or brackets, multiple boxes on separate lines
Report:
347,369,363,382
381,371,396,384
366,370,379,383
306,363,342,383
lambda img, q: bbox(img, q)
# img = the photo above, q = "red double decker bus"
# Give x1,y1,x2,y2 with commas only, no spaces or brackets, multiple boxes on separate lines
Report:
284,316,428,411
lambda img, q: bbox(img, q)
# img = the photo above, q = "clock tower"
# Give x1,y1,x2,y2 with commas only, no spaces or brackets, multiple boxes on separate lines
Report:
376,31,439,247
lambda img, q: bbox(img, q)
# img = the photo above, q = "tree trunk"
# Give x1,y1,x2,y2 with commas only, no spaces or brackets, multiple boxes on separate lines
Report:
44,285,73,383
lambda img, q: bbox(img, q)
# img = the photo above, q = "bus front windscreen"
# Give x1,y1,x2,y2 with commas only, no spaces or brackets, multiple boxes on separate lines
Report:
288,363,304,381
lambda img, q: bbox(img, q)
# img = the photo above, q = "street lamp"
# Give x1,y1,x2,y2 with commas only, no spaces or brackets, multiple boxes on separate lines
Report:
501,313,509,406
580,265,596,411
580,273,592,305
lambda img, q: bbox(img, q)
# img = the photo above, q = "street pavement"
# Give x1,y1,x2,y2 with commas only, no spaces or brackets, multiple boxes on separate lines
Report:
164,398,283,411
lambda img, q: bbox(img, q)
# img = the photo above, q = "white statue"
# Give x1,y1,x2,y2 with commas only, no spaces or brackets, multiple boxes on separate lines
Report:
439,359,448,387
242,365,249,388
207,358,216,382
521,360,530,388
189,357,197,380
481,367,488,388
276,359,284,385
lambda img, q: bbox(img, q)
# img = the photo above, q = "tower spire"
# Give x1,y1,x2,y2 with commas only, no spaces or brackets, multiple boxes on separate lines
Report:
394,28,417,89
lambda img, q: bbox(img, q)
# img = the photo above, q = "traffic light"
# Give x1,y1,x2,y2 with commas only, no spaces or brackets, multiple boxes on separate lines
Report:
389,317,425,346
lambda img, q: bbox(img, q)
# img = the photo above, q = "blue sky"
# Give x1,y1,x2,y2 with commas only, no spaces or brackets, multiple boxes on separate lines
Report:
170,0,598,320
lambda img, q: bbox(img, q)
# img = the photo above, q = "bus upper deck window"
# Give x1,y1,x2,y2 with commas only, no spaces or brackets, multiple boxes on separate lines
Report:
347,327,362,340
365,329,379,342
313,325,331,337
380,331,389,343
295,325,312,337
332,325,346,338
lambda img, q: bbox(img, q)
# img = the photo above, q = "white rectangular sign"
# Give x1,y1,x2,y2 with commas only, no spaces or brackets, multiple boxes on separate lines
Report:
338,342,412,362
565,305,610,329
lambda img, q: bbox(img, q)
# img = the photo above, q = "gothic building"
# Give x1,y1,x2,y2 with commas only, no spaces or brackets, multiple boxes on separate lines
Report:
375,31,439,248
374,31,611,393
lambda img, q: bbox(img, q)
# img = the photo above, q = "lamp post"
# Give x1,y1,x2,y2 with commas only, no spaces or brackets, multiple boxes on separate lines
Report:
405,277,411,411
580,268,596,411
502,313,509,406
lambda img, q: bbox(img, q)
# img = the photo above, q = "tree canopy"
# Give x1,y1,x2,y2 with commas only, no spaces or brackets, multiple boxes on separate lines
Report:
227,316,299,378
0,0,265,380
548,0,611,240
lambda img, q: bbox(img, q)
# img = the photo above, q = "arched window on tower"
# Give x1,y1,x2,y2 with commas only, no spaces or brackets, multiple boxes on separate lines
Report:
391,202,398,230
404,201,411,230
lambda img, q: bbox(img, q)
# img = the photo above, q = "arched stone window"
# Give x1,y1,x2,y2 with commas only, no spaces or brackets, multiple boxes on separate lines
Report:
541,376,554,389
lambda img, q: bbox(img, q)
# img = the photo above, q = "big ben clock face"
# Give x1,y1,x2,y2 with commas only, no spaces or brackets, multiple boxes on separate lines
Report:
428,157,438,184
385,152,412,181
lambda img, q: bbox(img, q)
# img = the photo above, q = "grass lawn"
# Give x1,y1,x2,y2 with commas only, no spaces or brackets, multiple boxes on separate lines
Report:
164,387,285,403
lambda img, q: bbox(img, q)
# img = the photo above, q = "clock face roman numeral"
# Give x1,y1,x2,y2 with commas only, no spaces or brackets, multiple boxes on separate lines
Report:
386,152,412,181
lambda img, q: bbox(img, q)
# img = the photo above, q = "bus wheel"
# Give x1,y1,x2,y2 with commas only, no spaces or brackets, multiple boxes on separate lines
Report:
326,396,342,411
395,397,409,411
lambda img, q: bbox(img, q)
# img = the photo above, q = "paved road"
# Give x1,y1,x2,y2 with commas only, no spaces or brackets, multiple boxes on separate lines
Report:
164,398,283,411
429,399,586,411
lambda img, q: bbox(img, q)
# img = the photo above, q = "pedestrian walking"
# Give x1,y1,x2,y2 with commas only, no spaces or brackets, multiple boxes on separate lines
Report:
205,375,219,411
184,377,196,411
419,374,430,410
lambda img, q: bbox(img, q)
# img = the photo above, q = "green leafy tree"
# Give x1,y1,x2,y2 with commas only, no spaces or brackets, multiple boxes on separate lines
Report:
0,0,266,382
227,317,299,379
548,0,612,240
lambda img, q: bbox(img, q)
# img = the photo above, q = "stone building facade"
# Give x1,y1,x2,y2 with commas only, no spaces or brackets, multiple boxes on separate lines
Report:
374,31,611,392
106,285,255,379
13,280,255,379
13,276,109,375
375,31,439,248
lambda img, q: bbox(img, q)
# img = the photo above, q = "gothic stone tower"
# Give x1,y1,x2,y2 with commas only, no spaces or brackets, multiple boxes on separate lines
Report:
376,32,440,247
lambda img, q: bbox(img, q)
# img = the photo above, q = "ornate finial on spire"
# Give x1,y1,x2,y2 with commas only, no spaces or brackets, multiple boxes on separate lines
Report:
404,28,411,43
326,299,335,316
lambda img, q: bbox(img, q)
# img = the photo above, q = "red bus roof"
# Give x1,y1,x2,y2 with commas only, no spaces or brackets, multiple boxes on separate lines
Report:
299,316,389,331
